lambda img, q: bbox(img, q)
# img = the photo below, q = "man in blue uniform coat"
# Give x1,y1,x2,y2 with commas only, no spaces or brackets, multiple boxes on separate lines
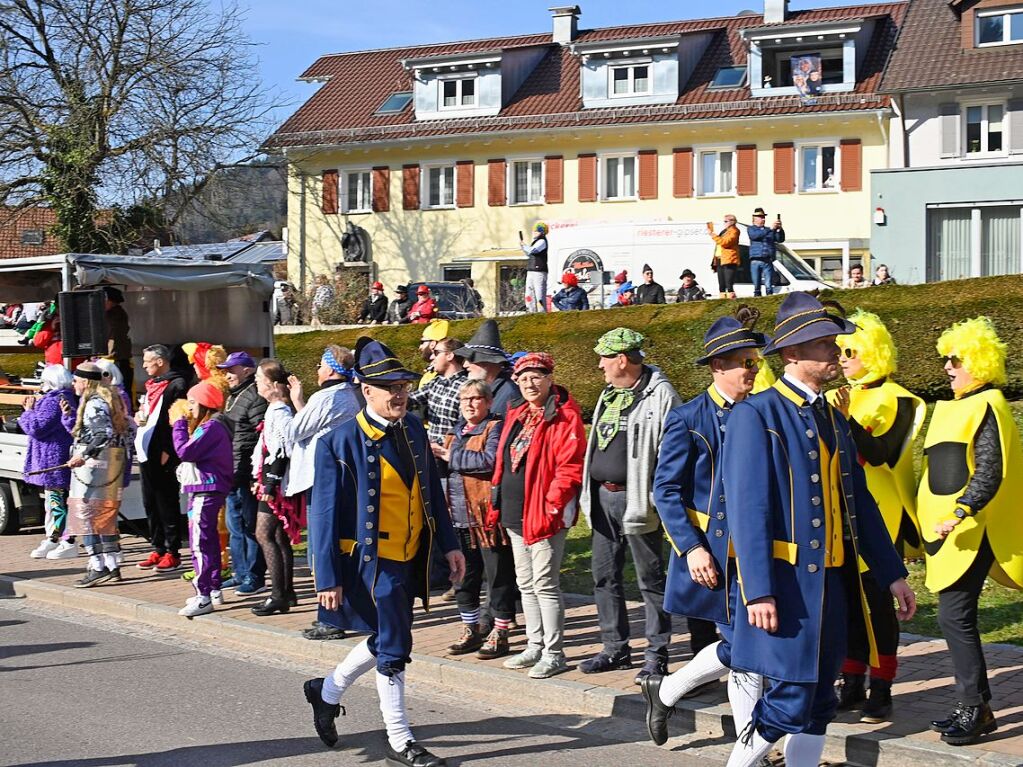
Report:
722,293,916,767
642,306,769,746
303,337,465,767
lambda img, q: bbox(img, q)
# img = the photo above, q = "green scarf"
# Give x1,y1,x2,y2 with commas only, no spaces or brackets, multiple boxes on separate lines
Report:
596,386,636,451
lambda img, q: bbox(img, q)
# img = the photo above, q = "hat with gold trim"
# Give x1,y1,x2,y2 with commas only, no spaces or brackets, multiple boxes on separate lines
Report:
762,293,855,355
353,337,419,384
696,305,770,365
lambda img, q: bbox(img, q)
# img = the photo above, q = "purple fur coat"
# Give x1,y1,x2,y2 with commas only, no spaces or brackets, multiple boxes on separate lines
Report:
19,388,78,489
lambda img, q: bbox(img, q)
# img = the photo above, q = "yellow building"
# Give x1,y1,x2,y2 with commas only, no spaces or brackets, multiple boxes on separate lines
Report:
269,1,907,308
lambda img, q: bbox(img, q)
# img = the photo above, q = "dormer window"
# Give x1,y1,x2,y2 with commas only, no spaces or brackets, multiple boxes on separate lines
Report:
977,7,1023,47
610,63,651,97
401,49,504,120
571,35,681,109
441,76,477,109
743,21,868,98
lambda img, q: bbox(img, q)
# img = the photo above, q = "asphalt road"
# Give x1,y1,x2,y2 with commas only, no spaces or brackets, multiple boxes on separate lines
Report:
0,599,718,767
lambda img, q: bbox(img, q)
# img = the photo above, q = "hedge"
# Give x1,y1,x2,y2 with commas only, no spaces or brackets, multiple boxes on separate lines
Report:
276,275,1023,419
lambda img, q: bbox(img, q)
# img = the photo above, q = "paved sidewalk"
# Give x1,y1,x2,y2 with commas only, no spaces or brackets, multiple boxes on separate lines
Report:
2,534,1021,766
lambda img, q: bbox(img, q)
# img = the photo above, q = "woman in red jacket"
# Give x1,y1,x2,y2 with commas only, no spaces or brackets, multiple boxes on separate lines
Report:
489,352,585,680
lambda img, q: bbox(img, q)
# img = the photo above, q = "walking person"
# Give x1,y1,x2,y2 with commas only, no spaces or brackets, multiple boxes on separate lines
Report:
578,329,680,683
642,308,769,746
303,338,464,767
707,215,740,299
492,352,586,679
746,208,785,297
918,317,1023,746
520,222,549,313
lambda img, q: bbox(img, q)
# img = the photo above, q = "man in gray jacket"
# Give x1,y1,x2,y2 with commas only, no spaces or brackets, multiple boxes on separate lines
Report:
579,328,682,684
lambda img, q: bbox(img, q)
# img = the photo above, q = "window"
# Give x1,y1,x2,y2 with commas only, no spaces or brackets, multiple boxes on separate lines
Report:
964,104,1005,154
761,45,845,89
710,66,747,89
602,155,637,200
343,170,371,213
698,150,735,196
376,91,413,115
424,165,456,208
928,206,1023,280
440,77,477,109
609,64,651,97
977,8,1023,46
799,144,838,192
510,160,544,205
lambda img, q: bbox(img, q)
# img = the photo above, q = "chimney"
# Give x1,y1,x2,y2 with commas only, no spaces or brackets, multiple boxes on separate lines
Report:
550,5,580,44
764,0,789,23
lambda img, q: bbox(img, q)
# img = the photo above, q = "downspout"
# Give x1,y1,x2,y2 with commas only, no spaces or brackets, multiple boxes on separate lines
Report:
895,94,908,168
299,170,308,295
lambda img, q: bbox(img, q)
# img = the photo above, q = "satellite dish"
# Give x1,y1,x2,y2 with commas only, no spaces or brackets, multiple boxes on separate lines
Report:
737,9,758,15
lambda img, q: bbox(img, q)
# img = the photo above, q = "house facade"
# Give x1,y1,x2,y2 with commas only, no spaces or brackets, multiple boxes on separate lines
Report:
871,0,1023,283
270,1,907,306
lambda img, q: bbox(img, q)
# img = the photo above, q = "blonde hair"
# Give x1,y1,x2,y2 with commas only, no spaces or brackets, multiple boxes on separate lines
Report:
205,345,230,394
73,381,130,438
844,310,897,384
936,316,1007,386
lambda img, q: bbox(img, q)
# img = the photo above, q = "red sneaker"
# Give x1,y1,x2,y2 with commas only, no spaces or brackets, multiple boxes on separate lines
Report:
137,552,162,570
155,553,182,572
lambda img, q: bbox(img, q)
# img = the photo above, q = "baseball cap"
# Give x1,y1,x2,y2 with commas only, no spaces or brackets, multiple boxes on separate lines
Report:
216,351,257,369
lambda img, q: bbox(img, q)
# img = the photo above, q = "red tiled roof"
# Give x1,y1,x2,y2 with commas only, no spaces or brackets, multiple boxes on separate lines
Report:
268,2,907,149
0,207,60,261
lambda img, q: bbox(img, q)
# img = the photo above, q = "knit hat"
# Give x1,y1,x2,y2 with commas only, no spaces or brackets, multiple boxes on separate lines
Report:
513,352,554,375
561,272,579,288
188,381,225,410
613,270,629,284
594,328,647,357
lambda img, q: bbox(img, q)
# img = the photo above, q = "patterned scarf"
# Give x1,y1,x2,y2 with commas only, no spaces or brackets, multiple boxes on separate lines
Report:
596,386,636,450
509,405,545,472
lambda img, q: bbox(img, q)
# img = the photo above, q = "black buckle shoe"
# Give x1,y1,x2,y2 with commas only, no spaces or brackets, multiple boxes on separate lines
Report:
579,648,632,674
941,702,997,746
930,701,964,733
640,674,674,746
303,678,343,747
385,740,447,767
836,672,866,711
634,658,669,686
303,621,347,641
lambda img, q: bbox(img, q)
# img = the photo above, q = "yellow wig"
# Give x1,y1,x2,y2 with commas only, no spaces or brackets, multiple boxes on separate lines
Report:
936,316,1007,386
843,310,897,385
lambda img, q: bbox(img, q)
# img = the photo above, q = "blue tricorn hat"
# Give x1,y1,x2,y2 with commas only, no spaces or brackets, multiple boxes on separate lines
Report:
696,306,770,365
762,292,856,355
353,337,419,384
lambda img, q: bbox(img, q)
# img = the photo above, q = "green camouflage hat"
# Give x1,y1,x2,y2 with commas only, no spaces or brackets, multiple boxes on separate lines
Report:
594,327,648,356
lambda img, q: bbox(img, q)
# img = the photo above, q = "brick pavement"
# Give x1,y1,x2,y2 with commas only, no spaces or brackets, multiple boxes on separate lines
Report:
2,533,1021,762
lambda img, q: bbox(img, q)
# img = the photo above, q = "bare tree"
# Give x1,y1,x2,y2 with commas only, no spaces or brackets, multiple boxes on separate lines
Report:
0,0,279,252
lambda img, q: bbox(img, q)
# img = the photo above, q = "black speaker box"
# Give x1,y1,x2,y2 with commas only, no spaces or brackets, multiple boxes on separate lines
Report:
59,289,107,357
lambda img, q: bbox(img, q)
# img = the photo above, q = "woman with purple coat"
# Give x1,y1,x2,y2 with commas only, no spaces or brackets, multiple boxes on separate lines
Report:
23,365,79,560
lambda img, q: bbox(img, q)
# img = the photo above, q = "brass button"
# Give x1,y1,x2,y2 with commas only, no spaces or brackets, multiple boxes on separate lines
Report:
714,529,724,538
811,496,821,506
808,450,818,460
364,537,373,545
365,521,374,529
363,555,372,562
808,563,819,573
368,489,376,497
716,512,725,520
810,540,820,549
811,518,822,528
810,474,820,483
805,429,815,439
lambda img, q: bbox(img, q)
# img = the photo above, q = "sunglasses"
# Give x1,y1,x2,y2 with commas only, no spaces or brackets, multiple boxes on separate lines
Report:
840,348,857,359
366,381,414,395
741,358,758,370
943,355,961,368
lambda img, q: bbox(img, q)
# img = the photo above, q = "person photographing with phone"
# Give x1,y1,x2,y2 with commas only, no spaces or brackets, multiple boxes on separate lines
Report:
707,215,740,299
746,208,786,297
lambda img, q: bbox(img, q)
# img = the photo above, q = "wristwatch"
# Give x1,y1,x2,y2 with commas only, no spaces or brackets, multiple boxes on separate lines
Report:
953,507,968,520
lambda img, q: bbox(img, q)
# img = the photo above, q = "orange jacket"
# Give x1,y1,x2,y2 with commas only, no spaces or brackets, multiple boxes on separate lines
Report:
708,224,741,266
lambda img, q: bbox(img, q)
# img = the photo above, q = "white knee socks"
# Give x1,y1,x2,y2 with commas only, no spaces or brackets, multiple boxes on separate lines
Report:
377,671,415,752
322,639,376,704
727,670,763,738
726,726,775,767
658,640,728,706
102,552,119,571
783,733,826,767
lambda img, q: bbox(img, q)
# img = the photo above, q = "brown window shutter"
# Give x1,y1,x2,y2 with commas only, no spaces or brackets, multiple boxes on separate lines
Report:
321,169,338,214
672,148,693,198
372,166,390,213
456,160,475,208
578,153,597,202
638,150,658,200
402,165,420,210
544,155,564,204
736,145,758,196
773,143,794,195
840,139,862,192
488,159,506,206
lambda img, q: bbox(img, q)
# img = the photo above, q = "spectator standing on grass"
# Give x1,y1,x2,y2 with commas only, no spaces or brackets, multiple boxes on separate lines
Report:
707,215,740,299
387,285,411,324
552,272,589,312
845,264,869,289
635,265,666,305
358,281,389,324
455,320,517,418
520,221,549,313
408,285,437,324
675,269,708,302
310,275,334,327
746,208,785,297
872,264,897,286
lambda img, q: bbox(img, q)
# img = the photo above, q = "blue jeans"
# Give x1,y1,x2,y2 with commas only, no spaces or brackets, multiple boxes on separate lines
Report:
750,259,775,296
226,485,265,587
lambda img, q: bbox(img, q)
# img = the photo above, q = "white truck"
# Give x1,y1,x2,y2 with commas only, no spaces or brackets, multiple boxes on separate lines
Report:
0,252,275,535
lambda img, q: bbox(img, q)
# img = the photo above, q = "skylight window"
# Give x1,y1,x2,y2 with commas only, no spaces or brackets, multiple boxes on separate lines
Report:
376,91,413,115
710,66,748,89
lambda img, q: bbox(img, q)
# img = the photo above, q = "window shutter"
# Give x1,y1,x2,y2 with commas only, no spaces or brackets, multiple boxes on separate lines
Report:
488,159,506,206
839,139,862,192
402,165,420,210
736,145,758,196
673,148,693,198
939,103,959,159
544,155,564,204
578,153,597,202
1008,100,1023,155
638,150,658,200
372,167,390,212
773,143,794,194
456,160,475,208
321,169,338,214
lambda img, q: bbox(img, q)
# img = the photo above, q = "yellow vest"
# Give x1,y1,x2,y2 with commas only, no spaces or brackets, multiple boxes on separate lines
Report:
817,438,846,569
918,388,1023,593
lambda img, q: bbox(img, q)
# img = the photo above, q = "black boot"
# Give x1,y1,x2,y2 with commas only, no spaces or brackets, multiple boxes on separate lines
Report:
640,673,674,746
930,701,964,733
836,672,866,711
941,702,997,746
860,678,893,723
385,740,447,766
303,677,344,747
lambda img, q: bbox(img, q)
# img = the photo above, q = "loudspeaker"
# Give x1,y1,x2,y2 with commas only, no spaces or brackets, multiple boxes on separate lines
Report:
59,289,107,357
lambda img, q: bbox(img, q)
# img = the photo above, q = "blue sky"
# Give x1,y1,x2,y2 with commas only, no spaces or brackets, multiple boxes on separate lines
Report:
241,0,892,122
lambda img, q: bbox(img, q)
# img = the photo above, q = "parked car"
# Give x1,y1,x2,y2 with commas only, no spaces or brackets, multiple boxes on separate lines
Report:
407,281,483,320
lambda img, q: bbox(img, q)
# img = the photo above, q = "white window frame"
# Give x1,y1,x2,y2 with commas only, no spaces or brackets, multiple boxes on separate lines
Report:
599,152,639,201
926,201,1023,279
696,147,737,197
507,158,545,206
607,61,653,99
421,163,457,210
961,101,1008,157
797,142,841,194
342,168,372,214
976,6,1023,47
438,75,478,110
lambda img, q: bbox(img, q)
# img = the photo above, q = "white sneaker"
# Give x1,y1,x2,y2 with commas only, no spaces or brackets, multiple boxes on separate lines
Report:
211,590,225,606
46,540,79,560
178,597,213,617
31,539,59,559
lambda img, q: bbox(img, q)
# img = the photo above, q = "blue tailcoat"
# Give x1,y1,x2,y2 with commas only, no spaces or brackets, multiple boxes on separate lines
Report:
723,381,907,684
654,386,734,625
308,410,458,632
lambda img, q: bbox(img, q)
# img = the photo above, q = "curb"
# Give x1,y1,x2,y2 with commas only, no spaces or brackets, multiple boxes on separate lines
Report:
2,575,1018,767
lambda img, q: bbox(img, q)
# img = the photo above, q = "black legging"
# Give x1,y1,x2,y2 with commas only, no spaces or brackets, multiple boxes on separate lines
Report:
717,264,738,295
256,506,293,602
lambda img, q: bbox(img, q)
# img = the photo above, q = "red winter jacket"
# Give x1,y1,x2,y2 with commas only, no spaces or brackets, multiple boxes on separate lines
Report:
407,298,437,324
490,385,585,545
